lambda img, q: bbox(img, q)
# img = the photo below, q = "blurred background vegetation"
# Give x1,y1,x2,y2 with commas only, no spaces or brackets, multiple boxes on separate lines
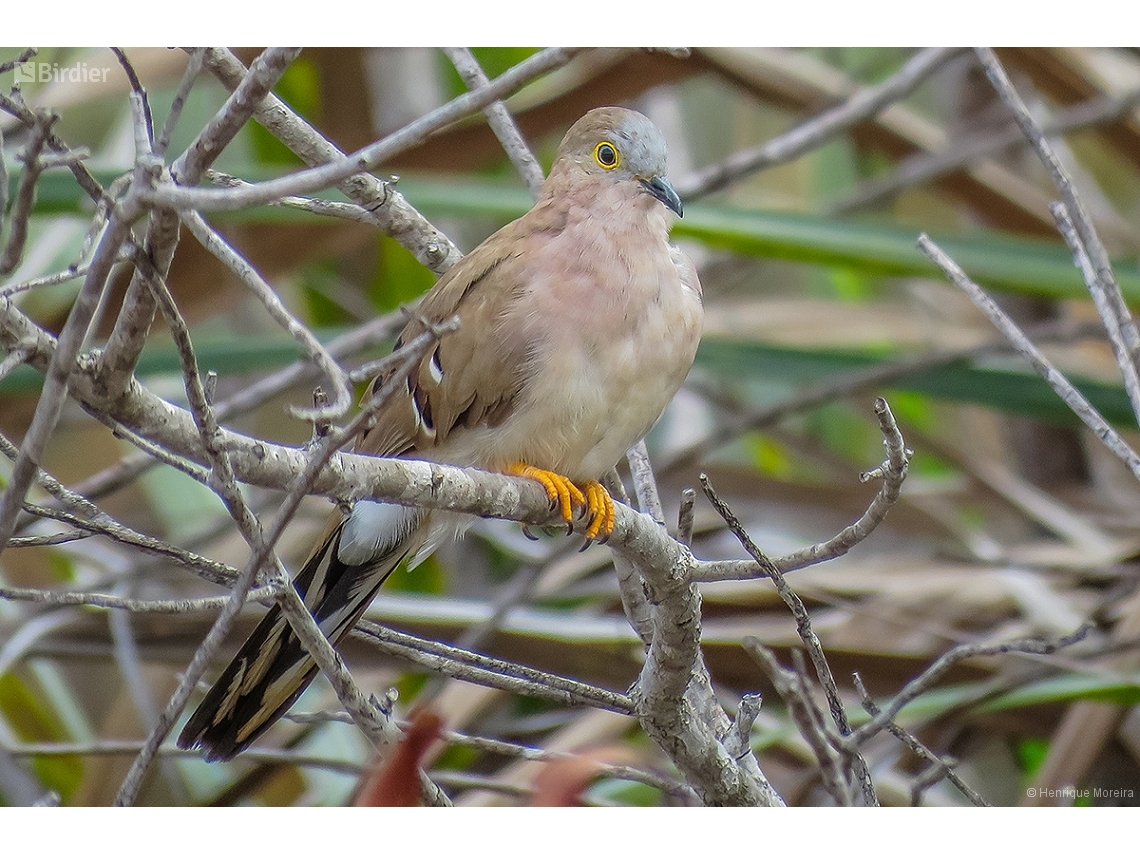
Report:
3,46,1140,806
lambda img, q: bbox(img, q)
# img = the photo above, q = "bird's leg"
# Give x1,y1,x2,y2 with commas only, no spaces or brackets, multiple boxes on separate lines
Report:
506,463,615,540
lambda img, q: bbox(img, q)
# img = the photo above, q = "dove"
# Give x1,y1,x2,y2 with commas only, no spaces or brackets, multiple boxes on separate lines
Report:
178,106,703,760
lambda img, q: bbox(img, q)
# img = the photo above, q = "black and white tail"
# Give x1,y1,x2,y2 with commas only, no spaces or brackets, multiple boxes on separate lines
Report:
177,514,413,762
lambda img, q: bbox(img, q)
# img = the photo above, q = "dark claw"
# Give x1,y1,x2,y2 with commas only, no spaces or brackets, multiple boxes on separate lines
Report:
578,538,593,553
521,525,540,541
565,521,574,537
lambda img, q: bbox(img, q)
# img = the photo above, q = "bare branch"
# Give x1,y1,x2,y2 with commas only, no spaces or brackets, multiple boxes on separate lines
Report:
1052,201,1140,423
677,487,696,549
626,440,666,526
0,48,37,75
155,48,205,158
0,342,30,383
832,84,1140,214
173,47,302,185
175,211,353,421
206,170,383,225
0,89,106,204
112,268,451,807
918,234,1140,482
150,48,584,213
0,128,157,552
0,583,275,612
353,621,636,714
697,397,910,582
0,110,54,276
852,672,990,807
702,474,877,806
974,48,1140,393
200,48,462,274
443,47,546,197
15,501,237,588
850,623,1092,746
744,641,857,805
110,48,153,149
7,530,92,547
0,264,91,300
677,47,965,200
98,47,303,404
624,471,782,804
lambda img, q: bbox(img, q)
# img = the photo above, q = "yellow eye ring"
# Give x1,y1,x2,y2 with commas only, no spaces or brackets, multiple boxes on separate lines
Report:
593,141,620,169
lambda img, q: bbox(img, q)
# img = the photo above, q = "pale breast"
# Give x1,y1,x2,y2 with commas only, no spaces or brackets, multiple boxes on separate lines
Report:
433,208,703,482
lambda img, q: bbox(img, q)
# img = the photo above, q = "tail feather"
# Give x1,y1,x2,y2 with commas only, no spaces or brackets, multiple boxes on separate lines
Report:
177,519,408,761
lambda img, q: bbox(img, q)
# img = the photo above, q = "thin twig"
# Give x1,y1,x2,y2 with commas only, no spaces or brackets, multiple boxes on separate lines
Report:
110,48,153,148
1052,201,1140,424
831,84,1140,214
677,487,696,549
974,48,1140,394
850,623,1093,746
0,264,92,300
149,48,583,212
677,47,964,200
8,530,93,547
443,47,546,197
172,47,302,186
200,48,462,273
0,343,30,383
79,403,214,487
0,48,37,75
15,501,238,588
0,110,54,276
206,170,381,225
155,48,205,158
352,620,636,715
696,397,909,582
97,48,302,405
175,211,353,421
120,234,426,802
0,583,275,612
744,640,855,805
288,705,692,797
852,672,990,806
703,475,878,806
724,694,762,762
0,89,106,204
113,272,451,807
0,103,156,553
918,234,1140,482
34,305,408,521
114,265,295,807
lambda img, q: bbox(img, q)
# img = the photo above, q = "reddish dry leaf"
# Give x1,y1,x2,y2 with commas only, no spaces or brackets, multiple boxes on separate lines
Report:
531,747,637,806
354,709,444,807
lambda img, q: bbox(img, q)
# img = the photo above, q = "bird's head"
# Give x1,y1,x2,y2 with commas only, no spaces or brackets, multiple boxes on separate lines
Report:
552,106,683,218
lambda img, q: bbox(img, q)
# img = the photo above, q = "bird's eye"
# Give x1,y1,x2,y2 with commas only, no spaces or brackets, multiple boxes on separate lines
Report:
593,141,620,169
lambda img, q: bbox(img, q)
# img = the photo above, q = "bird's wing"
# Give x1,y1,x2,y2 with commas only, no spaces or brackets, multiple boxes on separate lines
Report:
355,211,559,461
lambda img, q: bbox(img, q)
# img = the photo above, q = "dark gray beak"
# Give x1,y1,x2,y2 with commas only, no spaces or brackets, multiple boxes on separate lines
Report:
640,175,683,217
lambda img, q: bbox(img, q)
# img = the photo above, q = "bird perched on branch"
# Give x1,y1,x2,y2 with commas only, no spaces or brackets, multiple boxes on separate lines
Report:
178,106,704,761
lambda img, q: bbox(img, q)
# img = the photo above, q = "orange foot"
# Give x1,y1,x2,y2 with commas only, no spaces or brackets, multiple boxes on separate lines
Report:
506,464,615,541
